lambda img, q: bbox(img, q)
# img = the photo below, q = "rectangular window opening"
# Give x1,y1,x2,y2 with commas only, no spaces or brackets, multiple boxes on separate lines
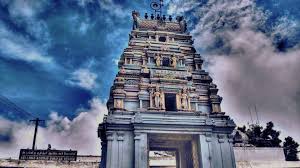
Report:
165,93,177,111
162,57,170,66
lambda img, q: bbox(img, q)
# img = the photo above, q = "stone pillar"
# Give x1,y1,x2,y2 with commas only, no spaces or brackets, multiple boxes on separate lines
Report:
218,134,236,168
192,138,200,168
228,135,237,168
210,135,223,168
104,131,134,168
116,131,124,168
134,133,148,168
198,134,212,168
179,142,193,168
100,140,107,168
105,132,115,168
176,93,181,110
139,100,142,109
149,91,153,108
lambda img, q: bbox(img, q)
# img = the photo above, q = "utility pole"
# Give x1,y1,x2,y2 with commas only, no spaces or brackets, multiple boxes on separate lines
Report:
30,118,45,150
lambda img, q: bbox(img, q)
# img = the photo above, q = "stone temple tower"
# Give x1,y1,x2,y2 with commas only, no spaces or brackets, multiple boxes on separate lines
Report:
98,4,236,168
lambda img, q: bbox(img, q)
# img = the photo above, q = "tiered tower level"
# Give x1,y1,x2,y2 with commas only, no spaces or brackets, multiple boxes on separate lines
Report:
98,10,236,168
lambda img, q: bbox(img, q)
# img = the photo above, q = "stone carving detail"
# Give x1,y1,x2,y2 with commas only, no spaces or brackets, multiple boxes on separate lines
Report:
125,79,139,85
117,131,125,141
149,86,165,110
181,87,189,109
154,86,161,108
141,66,149,74
176,87,191,111
176,16,187,33
171,55,177,68
119,66,126,74
114,99,124,109
153,70,188,79
132,11,140,30
155,54,161,66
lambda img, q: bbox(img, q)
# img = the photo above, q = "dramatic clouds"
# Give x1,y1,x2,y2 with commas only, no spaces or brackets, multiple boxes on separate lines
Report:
0,24,52,64
0,98,107,158
0,0,299,158
66,68,98,90
169,0,300,142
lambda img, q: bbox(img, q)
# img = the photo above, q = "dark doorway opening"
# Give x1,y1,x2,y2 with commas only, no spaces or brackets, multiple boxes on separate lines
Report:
165,93,176,111
159,36,166,42
162,57,170,66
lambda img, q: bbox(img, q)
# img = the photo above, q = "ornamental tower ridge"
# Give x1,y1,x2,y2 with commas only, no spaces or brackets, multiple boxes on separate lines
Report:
107,11,223,114
99,2,236,168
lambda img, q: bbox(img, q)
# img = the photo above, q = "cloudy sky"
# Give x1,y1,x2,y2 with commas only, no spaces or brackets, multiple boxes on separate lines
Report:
0,0,299,158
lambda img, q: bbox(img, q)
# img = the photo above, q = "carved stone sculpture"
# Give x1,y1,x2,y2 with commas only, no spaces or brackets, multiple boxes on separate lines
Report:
153,86,161,108
181,88,189,109
114,99,123,109
132,11,140,30
155,54,161,67
171,55,177,68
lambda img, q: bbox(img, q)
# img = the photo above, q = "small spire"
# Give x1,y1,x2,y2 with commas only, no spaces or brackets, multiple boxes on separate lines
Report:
151,13,154,20
156,14,160,20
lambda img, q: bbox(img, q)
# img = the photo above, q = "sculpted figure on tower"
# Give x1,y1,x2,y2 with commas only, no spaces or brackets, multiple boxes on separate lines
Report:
155,54,161,67
171,55,177,68
154,86,161,108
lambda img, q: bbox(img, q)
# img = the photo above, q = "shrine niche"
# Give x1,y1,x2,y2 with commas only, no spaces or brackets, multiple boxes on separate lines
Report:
98,2,236,168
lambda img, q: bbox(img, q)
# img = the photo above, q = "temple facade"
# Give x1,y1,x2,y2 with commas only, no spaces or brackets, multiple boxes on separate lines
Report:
98,9,236,168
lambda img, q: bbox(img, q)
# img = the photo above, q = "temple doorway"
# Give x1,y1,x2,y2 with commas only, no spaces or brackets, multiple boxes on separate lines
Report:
148,134,199,168
164,93,177,111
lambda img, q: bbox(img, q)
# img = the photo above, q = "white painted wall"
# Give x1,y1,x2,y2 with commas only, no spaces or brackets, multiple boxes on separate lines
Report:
234,147,285,161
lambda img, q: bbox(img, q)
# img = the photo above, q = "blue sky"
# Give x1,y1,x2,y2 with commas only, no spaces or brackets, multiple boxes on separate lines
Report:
0,0,299,156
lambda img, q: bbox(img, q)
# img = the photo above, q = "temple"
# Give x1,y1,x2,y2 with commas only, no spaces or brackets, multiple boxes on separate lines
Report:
98,3,236,168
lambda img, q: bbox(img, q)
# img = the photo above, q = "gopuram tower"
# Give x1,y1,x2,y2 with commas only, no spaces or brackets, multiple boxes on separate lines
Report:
98,2,236,168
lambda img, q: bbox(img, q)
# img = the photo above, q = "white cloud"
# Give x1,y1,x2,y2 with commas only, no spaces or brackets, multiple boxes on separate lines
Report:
0,98,107,158
184,0,300,143
0,0,48,19
167,0,201,15
0,23,53,64
98,0,129,19
79,22,90,34
0,0,52,65
0,0,51,47
66,68,98,90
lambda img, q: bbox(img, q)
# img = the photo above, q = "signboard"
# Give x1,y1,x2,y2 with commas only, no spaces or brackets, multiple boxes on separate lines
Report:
19,149,77,161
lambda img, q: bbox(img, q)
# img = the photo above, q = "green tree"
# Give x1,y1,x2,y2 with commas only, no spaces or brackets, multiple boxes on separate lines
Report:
261,121,281,147
237,122,282,147
237,125,246,133
246,125,264,147
283,136,299,161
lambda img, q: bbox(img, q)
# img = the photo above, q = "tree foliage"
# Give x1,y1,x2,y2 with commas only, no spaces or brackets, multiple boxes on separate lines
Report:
237,121,299,161
238,121,282,147
283,136,299,161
